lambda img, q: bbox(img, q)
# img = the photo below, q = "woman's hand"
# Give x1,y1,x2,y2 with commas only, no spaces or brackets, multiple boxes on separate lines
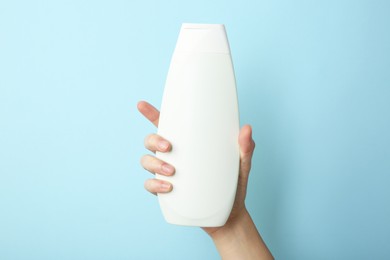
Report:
138,100,254,230
138,101,175,195
138,100,273,259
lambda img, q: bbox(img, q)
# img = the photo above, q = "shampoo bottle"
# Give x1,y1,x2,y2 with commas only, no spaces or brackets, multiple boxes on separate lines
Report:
156,23,240,227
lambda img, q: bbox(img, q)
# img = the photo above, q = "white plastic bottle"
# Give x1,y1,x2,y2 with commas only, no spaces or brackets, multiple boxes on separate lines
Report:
156,23,240,227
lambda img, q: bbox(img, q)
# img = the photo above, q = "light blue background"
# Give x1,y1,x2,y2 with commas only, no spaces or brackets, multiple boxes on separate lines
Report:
1,0,389,259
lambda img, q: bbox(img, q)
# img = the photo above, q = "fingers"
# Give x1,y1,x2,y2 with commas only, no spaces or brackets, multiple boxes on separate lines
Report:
144,134,172,153
238,125,255,177
140,154,175,176
138,101,173,195
141,154,175,196
137,101,160,127
144,179,173,195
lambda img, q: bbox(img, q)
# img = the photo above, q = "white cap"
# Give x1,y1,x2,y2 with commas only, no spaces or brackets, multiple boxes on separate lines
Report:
174,23,231,54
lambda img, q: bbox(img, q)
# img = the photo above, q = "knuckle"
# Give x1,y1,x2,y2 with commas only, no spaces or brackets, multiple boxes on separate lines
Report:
144,133,154,147
140,155,161,173
143,179,150,190
145,179,159,193
144,179,156,192
140,154,150,168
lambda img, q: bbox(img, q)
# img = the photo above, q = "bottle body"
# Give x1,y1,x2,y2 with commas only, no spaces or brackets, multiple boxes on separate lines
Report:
156,24,239,227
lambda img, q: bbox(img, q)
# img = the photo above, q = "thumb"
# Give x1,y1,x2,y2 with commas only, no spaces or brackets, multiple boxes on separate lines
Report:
238,125,255,177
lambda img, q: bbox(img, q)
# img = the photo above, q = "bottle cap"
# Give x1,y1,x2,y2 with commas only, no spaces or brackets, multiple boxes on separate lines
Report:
174,23,231,54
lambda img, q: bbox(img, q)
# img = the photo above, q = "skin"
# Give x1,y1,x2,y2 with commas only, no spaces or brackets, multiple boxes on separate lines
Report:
138,100,273,260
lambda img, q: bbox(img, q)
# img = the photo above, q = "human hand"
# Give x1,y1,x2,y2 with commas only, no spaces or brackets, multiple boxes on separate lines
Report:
137,100,255,234
138,100,273,259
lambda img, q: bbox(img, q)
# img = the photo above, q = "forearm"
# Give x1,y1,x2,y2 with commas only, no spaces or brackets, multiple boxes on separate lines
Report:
209,208,273,260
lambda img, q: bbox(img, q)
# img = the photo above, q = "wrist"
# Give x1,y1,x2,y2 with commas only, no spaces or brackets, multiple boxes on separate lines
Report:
209,207,274,260
209,206,249,243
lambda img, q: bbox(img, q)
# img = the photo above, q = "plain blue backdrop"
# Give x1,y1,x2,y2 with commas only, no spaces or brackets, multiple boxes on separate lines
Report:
1,0,389,259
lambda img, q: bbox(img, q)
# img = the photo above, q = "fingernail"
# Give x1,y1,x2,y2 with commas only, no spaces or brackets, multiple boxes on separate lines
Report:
158,140,169,151
162,163,174,175
160,182,172,191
